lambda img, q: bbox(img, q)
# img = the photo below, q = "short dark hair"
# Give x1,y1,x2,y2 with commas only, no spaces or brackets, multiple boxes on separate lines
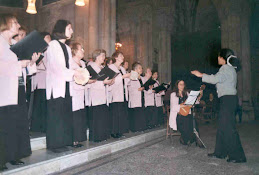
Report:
111,51,123,60
40,31,50,38
132,62,141,71
92,49,106,61
52,19,71,40
219,48,241,71
19,26,27,33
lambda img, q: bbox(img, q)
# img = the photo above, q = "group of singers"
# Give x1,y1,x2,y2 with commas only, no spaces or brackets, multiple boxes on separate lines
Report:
0,16,166,171
0,14,247,171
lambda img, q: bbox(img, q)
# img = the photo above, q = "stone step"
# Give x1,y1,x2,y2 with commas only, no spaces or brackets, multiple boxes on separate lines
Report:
1,128,166,175
31,137,46,151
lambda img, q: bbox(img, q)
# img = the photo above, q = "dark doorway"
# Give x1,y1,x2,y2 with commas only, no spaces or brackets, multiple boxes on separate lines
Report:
171,30,221,92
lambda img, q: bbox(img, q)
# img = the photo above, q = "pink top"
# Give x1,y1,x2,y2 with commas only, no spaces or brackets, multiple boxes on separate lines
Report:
88,62,108,106
153,80,165,107
69,59,86,111
45,40,75,100
108,64,129,103
169,92,199,130
127,76,145,108
32,53,47,91
0,35,36,106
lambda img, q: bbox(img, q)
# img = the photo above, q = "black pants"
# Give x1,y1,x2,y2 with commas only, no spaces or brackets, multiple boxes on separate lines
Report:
0,86,31,165
177,114,195,144
214,95,246,160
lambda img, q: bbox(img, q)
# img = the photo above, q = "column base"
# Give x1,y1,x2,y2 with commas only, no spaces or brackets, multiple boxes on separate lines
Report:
241,102,255,122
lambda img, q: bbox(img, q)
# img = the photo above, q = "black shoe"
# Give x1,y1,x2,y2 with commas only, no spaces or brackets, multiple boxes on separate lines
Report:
72,144,83,148
208,153,226,159
0,164,8,171
10,160,24,165
111,134,119,138
196,140,205,149
227,158,246,163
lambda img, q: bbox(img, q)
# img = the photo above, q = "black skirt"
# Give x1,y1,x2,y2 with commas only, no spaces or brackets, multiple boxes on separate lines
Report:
176,114,195,144
145,106,157,128
129,107,146,132
89,104,110,142
30,89,47,132
46,95,73,149
157,106,164,125
0,86,31,165
72,109,87,142
110,102,129,135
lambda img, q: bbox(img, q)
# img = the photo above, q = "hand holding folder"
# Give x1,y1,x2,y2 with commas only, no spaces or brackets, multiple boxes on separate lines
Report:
142,78,156,91
86,65,119,81
10,30,48,60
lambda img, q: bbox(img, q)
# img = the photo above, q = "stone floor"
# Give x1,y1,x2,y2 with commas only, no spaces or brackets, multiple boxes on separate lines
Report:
60,120,259,175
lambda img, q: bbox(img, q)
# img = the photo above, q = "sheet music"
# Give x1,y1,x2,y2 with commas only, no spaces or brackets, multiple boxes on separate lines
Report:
184,90,200,105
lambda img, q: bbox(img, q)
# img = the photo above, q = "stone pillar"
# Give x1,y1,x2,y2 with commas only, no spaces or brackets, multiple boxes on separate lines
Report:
240,13,254,120
74,0,89,59
138,21,149,70
158,30,171,83
220,11,254,121
110,0,116,54
88,0,99,56
102,0,111,56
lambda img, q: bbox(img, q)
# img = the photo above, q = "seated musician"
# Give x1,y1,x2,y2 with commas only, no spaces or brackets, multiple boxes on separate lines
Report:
169,80,203,147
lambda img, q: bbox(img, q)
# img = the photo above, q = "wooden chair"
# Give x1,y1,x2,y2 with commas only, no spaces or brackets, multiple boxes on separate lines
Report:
166,105,180,141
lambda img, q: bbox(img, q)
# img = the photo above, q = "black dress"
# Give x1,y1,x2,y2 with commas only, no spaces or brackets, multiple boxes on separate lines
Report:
0,77,31,165
110,69,129,135
176,96,195,145
129,79,146,132
89,104,110,142
46,41,73,149
72,109,87,142
30,88,47,132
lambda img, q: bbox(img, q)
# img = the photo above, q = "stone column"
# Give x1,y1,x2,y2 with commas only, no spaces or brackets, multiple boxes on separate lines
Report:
102,0,111,56
138,21,149,70
110,0,116,54
75,1,89,59
88,0,99,56
220,11,254,121
159,30,171,83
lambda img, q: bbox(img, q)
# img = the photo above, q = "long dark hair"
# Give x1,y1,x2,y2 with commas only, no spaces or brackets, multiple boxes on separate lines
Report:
219,48,241,71
173,80,188,99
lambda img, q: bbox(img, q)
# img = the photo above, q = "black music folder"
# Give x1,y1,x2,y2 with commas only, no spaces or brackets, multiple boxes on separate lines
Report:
142,78,156,91
98,66,119,81
10,30,48,60
152,83,170,93
86,65,102,80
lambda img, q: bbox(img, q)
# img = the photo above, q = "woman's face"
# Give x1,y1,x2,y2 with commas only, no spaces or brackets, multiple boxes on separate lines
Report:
152,72,158,80
8,18,20,36
218,56,226,65
44,35,51,44
178,80,185,92
123,61,129,70
65,24,73,39
75,45,84,60
116,53,124,64
96,53,106,64
135,64,143,75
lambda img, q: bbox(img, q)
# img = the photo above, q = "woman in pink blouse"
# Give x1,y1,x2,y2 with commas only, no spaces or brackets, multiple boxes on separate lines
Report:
88,49,114,142
45,20,83,150
109,51,130,138
0,14,40,170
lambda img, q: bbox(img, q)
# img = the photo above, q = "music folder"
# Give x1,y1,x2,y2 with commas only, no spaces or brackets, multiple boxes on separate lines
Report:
10,30,48,60
184,91,200,105
152,83,169,93
86,65,119,81
142,78,157,91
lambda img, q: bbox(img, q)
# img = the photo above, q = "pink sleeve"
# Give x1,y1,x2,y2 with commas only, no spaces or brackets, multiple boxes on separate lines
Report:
0,60,22,77
170,93,180,112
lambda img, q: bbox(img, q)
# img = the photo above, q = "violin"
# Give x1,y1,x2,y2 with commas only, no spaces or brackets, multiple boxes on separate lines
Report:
179,85,205,116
